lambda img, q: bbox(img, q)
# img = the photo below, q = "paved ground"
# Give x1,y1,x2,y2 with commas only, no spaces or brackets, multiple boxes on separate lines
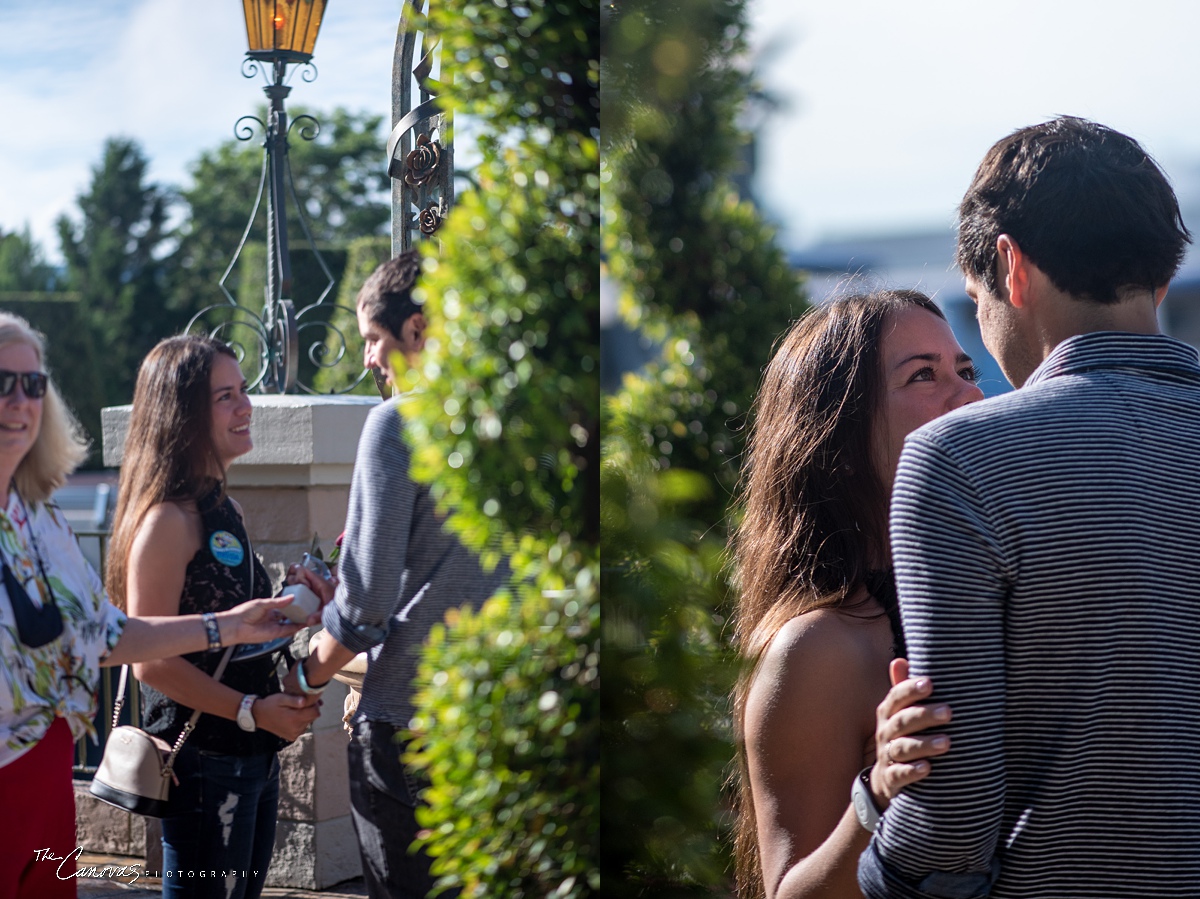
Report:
74,854,368,898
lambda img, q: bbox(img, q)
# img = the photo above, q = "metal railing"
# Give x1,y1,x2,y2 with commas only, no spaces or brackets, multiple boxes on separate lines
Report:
70,527,142,778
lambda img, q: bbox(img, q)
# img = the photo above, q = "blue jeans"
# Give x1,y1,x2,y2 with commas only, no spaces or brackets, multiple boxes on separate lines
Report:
161,745,280,899
349,719,448,899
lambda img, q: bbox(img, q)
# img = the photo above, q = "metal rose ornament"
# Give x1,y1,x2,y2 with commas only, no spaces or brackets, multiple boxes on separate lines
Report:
417,202,443,235
387,8,454,251
404,133,442,188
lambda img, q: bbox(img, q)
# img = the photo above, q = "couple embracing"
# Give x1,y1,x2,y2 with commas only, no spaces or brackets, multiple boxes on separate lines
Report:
735,116,1199,899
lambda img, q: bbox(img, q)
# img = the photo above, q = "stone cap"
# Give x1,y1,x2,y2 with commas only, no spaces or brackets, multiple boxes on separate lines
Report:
102,395,381,486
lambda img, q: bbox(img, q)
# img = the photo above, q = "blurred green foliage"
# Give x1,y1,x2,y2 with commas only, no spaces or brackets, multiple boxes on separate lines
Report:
602,0,807,893
0,228,93,448
410,584,598,899
401,0,599,896
0,227,60,295
307,235,393,395
602,403,735,894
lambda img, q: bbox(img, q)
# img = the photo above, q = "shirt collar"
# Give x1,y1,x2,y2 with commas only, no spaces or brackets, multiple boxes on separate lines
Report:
1025,331,1200,387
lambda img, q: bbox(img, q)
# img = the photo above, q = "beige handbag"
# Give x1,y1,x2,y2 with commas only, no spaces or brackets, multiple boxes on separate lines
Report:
89,648,233,817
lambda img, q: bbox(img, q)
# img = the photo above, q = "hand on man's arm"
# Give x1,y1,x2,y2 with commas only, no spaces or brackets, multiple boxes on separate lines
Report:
859,433,1009,899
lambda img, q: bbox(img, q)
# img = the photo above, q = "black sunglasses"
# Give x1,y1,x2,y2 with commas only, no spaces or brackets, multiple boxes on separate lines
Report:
0,370,48,399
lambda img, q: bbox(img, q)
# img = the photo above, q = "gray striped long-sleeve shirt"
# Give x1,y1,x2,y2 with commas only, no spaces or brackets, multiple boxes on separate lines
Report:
860,332,1200,898
321,398,509,728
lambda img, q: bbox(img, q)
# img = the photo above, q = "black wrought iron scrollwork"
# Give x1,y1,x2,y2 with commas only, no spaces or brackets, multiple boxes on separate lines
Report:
185,304,275,392
294,310,374,396
391,1,453,253
241,57,264,80
288,115,321,142
234,116,266,143
188,298,374,396
186,47,375,395
299,62,318,84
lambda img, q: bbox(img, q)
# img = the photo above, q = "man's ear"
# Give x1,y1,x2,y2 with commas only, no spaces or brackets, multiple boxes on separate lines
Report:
1154,285,1169,308
995,234,1032,309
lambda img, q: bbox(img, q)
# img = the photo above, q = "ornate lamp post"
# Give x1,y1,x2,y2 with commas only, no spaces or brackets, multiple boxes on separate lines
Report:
190,1,370,394
243,0,327,373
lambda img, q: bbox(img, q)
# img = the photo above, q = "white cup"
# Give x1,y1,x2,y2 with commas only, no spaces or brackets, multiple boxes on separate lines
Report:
279,583,321,624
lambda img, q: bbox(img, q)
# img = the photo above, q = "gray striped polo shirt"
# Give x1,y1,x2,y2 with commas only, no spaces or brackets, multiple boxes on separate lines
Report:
321,399,509,729
861,331,1200,898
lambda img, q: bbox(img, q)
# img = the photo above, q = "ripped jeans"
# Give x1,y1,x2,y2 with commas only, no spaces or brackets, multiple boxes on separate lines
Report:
161,745,280,899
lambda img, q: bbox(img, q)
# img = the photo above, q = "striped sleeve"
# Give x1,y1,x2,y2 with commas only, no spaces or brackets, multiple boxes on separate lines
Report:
321,401,414,653
860,431,1009,899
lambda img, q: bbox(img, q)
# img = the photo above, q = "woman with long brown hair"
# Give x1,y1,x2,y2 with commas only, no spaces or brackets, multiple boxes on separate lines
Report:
107,336,321,899
731,290,984,898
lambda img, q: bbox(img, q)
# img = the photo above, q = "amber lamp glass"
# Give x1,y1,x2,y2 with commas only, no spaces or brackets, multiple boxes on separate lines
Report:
243,0,328,63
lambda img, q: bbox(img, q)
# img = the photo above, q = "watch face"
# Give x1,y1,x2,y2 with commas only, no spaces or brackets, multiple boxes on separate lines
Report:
238,696,257,731
852,771,879,832
853,787,872,825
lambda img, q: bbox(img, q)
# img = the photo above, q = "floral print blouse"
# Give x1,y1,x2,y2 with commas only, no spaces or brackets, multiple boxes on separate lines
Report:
0,490,126,768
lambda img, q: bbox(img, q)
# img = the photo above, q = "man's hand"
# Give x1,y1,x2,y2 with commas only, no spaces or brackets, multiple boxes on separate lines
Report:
285,563,337,606
870,657,953,808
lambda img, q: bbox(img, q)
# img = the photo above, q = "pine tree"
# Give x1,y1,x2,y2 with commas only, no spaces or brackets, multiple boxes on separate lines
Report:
54,138,173,460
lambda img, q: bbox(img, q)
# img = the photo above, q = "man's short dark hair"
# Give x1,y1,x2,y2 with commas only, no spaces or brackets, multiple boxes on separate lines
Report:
357,250,423,337
957,116,1192,304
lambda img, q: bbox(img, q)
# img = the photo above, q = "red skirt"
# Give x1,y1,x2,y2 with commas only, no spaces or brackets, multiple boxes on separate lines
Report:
0,716,78,899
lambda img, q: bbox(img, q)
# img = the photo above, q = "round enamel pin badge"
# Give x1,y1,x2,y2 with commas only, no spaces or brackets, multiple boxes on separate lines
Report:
209,530,245,567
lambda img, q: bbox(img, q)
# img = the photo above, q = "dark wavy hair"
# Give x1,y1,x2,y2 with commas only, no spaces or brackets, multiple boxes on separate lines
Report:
729,289,945,898
357,249,423,337
957,116,1191,304
106,336,239,609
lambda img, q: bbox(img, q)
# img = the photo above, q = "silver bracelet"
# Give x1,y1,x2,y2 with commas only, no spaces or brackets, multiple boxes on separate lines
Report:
201,612,222,652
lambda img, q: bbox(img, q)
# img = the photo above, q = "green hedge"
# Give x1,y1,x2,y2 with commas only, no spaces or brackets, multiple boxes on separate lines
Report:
399,0,600,896
601,0,807,893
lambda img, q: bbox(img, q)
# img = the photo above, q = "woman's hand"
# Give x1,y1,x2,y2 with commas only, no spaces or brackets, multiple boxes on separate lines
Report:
870,657,952,808
215,597,305,646
251,692,323,741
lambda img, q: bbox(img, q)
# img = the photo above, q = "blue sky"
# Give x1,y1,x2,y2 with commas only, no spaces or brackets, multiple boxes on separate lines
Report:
6,1,1200,264
0,0,401,262
749,0,1200,249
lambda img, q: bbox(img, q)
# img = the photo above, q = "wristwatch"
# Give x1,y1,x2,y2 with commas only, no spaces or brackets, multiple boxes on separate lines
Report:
236,694,259,732
851,766,884,833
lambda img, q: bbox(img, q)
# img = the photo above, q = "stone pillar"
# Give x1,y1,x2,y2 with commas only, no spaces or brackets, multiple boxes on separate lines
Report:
89,394,379,889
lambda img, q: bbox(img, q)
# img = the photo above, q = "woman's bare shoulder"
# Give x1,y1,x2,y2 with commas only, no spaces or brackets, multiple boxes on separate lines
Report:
133,502,201,554
747,604,892,735
765,604,889,674
138,500,191,532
